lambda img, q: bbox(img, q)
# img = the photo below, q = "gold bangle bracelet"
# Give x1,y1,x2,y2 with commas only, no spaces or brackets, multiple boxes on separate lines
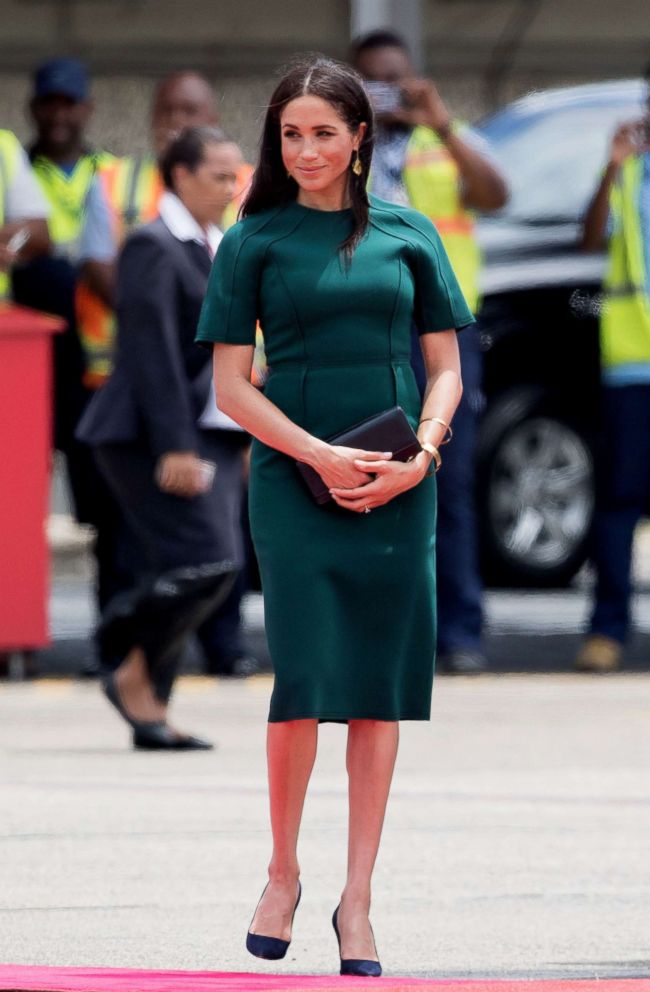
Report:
419,416,453,444
420,441,441,472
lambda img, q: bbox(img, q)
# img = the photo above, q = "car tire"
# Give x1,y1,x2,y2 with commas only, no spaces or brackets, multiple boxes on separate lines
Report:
477,387,595,587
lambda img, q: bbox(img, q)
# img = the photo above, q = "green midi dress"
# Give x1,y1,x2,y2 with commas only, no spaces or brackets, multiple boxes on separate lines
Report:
196,195,474,722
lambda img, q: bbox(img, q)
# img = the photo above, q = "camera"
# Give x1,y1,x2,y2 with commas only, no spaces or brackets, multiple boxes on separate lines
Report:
365,81,403,115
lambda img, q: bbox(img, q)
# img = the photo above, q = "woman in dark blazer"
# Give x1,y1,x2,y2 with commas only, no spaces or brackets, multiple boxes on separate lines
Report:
77,126,244,749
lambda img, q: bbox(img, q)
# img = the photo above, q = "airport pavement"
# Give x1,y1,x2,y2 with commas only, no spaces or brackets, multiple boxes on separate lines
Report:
0,671,649,980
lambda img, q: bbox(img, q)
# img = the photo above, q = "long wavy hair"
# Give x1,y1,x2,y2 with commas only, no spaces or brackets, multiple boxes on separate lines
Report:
242,54,374,259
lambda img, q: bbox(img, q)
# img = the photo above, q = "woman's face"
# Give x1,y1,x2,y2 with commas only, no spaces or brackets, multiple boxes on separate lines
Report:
174,141,242,227
280,95,364,197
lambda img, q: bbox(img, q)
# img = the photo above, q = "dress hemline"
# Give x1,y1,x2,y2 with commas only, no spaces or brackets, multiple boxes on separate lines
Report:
267,711,432,724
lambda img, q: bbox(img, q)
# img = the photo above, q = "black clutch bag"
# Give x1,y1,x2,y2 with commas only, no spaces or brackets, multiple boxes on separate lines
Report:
295,405,422,505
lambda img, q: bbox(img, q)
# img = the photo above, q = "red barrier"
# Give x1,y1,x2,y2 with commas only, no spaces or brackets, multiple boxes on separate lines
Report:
0,302,64,652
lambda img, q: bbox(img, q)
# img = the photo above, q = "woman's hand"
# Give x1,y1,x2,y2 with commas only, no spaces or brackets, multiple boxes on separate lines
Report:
310,443,393,491
156,451,211,499
329,450,431,513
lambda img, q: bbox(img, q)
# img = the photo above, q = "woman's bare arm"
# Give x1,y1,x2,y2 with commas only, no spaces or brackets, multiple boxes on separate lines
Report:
213,343,391,489
417,329,464,448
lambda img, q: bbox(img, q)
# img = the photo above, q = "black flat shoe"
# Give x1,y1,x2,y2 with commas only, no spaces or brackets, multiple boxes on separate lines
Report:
132,724,214,750
332,904,382,977
103,676,213,750
246,881,301,960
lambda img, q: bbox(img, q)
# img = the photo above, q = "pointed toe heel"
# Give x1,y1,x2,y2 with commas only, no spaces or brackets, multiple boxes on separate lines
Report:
246,881,301,961
245,931,291,961
340,960,383,978
332,905,382,978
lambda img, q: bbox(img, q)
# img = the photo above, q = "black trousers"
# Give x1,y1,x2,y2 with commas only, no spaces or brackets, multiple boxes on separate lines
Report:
589,383,650,643
410,322,484,654
195,431,250,667
95,433,239,703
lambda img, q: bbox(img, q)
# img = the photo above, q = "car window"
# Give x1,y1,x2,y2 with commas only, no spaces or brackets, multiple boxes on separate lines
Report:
479,101,642,223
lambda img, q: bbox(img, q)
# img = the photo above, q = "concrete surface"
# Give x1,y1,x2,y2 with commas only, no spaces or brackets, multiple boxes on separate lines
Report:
1,673,649,979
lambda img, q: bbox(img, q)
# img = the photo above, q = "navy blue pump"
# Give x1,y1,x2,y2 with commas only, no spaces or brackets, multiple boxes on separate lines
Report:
332,904,382,977
246,881,302,960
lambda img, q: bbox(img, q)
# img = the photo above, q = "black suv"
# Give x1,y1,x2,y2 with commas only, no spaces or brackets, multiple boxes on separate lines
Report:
475,79,646,586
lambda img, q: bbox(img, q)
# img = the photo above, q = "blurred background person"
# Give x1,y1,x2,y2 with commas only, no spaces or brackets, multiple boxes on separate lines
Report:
76,70,251,382
10,59,127,665
350,29,508,674
576,74,650,673
0,127,50,296
77,70,258,679
76,126,243,748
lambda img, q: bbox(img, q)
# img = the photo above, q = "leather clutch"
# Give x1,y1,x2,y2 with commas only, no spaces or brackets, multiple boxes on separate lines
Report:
295,405,422,505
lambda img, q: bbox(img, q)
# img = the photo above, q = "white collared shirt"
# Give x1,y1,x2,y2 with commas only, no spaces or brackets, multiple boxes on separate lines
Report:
159,191,243,432
158,190,223,256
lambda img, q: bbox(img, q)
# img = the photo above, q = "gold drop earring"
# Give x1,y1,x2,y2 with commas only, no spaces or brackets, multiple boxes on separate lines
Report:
351,150,362,176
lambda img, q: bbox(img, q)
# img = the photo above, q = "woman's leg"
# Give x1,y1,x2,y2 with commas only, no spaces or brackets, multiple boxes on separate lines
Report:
114,646,167,723
249,719,318,940
337,719,399,960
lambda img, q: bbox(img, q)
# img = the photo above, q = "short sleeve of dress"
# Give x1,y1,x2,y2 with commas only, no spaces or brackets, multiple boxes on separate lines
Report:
408,212,476,335
195,224,260,347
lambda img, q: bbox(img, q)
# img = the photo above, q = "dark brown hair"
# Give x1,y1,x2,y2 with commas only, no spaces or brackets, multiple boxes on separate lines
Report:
242,54,374,259
159,124,229,191
349,28,410,65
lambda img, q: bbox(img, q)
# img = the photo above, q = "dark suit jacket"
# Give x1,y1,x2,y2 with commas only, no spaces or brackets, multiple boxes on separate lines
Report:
77,218,213,458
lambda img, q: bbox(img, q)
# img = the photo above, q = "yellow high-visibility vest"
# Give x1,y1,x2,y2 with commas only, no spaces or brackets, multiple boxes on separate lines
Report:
600,154,650,370
401,124,481,312
0,130,23,298
31,150,115,259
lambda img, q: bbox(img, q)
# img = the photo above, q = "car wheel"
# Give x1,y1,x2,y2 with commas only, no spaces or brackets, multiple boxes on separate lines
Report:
478,388,595,587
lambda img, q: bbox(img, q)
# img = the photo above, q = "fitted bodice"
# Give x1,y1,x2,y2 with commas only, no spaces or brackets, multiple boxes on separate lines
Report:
197,195,473,437
255,202,415,372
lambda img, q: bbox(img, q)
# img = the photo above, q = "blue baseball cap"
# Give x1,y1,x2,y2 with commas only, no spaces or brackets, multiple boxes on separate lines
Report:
33,58,90,101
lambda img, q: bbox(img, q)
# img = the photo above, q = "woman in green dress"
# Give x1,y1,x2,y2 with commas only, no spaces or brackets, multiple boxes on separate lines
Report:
196,56,473,976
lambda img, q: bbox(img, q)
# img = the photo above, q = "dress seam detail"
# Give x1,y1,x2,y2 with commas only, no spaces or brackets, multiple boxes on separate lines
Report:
368,203,465,329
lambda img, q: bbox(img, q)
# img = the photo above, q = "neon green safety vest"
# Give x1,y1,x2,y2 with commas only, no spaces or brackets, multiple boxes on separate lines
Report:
400,124,481,312
0,130,23,298
31,149,115,258
600,155,650,370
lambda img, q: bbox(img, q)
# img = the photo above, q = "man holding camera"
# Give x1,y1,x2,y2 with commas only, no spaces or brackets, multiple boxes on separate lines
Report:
350,30,508,674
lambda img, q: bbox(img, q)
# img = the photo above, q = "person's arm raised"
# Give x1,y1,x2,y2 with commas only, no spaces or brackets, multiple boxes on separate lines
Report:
581,121,644,252
394,78,508,211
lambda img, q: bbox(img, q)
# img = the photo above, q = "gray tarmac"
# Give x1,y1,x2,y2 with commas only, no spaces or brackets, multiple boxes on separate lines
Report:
1,672,649,980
